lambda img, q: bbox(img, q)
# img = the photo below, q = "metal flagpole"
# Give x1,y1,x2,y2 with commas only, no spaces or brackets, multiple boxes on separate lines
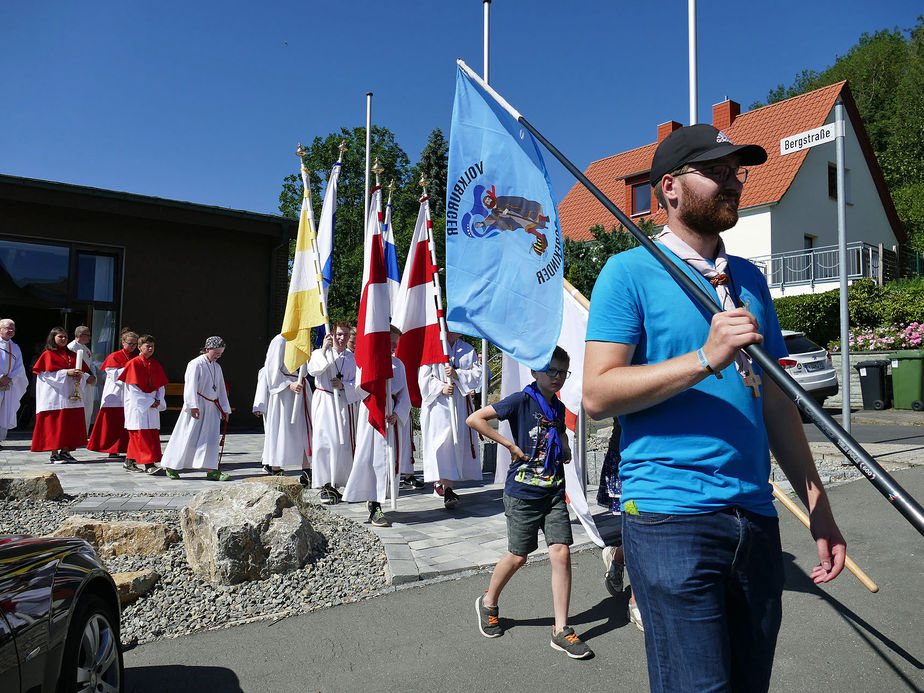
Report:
835,99,851,437
688,0,698,125
454,58,924,537
364,92,372,239
480,0,492,408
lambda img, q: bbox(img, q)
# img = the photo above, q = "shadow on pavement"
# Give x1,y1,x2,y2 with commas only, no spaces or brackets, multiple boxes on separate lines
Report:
126,665,244,693
781,551,924,686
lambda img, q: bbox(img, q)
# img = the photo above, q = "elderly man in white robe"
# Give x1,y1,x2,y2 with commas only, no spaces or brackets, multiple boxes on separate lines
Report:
162,336,232,481
307,322,360,502
67,325,98,431
344,327,412,527
418,331,483,509
0,319,28,447
262,334,313,485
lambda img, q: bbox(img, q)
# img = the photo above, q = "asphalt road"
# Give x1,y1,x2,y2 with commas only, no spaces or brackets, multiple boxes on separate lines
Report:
124,467,924,693
802,422,924,446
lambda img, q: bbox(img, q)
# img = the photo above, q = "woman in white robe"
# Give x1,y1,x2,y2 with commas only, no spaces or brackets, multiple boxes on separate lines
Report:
162,336,231,481
418,333,482,505
262,334,313,476
306,324,360,492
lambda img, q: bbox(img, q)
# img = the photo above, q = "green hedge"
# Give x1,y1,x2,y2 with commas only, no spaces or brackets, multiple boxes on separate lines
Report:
772,278,924,345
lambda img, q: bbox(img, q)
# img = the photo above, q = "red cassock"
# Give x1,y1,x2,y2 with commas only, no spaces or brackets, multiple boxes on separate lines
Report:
86,348,135,454
31,348,92,452
119,355,169,466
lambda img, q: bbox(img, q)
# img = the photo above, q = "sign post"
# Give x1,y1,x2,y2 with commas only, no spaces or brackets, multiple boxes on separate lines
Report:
780,104,850,435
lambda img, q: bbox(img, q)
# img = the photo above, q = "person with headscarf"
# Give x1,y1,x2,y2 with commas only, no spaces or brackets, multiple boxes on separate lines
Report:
161,336,231,481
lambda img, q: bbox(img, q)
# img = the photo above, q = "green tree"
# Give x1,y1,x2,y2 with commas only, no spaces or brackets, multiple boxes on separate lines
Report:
753,17,924,250
563,219,659,297
278,126,417,322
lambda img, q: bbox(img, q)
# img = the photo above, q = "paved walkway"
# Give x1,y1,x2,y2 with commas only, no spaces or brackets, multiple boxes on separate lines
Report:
3,421,922,585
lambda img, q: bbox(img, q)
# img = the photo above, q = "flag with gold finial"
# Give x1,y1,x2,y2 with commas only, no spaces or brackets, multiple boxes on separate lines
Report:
281,147,326,372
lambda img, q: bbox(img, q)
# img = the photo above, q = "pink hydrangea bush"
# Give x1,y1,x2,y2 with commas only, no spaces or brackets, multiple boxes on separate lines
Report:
829,322,924,352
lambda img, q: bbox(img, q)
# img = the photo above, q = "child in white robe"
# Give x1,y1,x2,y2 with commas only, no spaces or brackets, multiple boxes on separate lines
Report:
306,322,360,502
343,327,411,526
418,332,483,508
162,336,231,481
262,334,313,483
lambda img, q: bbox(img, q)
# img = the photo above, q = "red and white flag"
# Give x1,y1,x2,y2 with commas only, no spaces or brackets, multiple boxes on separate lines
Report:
391,196,448,407
496,286,604,547
354,185,393,436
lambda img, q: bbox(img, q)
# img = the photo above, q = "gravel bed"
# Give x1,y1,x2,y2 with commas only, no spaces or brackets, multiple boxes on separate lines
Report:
2,496,389,646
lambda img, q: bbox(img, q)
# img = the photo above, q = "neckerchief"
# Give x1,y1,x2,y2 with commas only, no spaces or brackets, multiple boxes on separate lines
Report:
656,227,761,397
523,382,563,473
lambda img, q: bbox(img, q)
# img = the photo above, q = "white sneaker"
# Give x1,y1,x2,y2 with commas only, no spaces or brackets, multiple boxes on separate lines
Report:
628,601,644,632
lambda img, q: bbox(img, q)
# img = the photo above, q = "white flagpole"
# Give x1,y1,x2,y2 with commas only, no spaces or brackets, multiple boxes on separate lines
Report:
386,379,398,510
689,0,698,125
480,0,491,409
364,92,372,242
420,175,462,476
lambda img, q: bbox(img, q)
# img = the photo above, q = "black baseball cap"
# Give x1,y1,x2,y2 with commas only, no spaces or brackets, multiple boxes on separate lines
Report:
650,124,767,186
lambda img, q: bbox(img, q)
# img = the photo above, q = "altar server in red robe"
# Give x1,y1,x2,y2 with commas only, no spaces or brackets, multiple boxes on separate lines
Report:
119,334,168,473
31,326,96,462
87,331,139,457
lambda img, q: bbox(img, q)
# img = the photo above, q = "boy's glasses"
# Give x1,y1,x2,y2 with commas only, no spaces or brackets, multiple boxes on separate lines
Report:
545,368,571,379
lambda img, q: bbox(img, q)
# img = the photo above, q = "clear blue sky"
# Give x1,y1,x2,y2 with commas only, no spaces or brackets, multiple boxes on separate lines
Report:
2,1,921,215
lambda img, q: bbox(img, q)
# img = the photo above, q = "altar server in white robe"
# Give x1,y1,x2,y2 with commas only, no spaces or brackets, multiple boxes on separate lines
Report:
344,327,411,526
306,322,360,499
0,319,28,446
418,332,482,508
162,336,231,481
263,334,313,483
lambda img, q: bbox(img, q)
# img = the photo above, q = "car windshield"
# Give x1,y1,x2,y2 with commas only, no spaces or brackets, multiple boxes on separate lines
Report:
784,335,823,354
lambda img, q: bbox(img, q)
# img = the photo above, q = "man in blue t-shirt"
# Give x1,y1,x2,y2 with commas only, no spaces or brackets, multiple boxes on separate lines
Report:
584,124,846,692
466,346,591,660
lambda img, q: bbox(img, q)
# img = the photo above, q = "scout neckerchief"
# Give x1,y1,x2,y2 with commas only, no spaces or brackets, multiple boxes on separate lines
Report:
656,228,761,397
523,381,563,473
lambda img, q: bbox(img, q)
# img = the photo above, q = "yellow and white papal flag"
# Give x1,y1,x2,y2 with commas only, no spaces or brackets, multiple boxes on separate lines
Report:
281,163,326,372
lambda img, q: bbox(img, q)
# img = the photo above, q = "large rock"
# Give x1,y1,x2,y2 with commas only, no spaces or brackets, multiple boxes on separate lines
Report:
111,570,160,606
0,472,63,500
51,518,180,557
240,475,304,499
181,482,317,585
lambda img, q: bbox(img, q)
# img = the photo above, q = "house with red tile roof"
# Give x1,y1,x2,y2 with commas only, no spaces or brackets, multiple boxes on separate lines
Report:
558,82,906,297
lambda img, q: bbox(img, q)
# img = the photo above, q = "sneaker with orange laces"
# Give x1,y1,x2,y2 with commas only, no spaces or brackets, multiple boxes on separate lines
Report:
476,593,502,638
550,626,593,659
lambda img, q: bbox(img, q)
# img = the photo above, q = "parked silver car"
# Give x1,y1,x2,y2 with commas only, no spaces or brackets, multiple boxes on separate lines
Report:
779,330,839,405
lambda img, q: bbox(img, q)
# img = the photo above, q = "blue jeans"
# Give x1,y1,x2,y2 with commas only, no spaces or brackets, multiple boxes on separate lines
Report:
623,507,784,693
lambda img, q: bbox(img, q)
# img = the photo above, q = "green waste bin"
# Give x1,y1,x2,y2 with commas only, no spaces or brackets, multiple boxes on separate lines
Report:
890,350,924,411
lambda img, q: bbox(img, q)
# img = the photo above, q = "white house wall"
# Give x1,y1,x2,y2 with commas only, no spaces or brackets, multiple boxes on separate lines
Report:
769,110,898,254
721,206,773,259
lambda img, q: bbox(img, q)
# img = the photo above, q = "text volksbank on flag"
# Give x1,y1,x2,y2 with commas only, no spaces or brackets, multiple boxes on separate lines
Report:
445,66,563,370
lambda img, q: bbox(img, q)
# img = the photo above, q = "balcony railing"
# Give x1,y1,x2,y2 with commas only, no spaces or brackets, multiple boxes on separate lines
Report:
749,241,881,289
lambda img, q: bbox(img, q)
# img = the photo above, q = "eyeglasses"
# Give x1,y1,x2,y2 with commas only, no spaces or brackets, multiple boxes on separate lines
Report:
544,368,571,379
674,164,748,184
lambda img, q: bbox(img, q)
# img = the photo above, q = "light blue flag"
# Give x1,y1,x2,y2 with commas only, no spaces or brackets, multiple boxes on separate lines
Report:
317,160,341,303
446,65,563,370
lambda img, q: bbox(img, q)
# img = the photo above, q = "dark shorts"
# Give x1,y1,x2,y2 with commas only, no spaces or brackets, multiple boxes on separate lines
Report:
503,492,573,556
